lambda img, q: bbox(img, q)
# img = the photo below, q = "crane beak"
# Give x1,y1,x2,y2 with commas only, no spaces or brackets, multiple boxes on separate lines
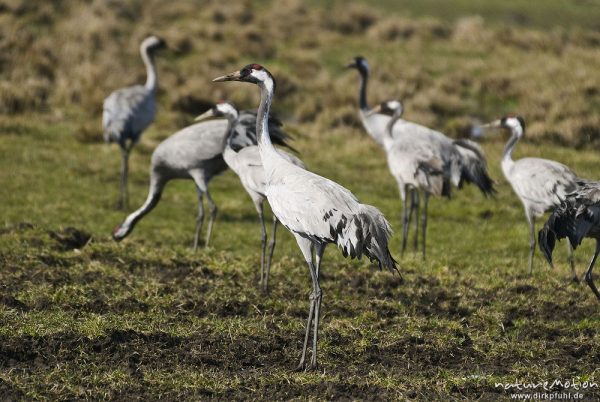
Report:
213,70,242,82
346,61,357,69
194,109,215,122
365,104,382,116
480,120,502,129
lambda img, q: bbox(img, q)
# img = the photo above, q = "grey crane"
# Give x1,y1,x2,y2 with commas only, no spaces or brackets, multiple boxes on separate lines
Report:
112,111,293,250
347,56,495,256
368,100,448,257
194,101,306,291
539,180,600,300
102,35,166,209
481,116,579,277
213,63,397,370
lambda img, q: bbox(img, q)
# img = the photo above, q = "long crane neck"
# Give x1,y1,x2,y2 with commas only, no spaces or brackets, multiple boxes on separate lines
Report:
141,46,158,91
358,68,369,111
384,111,401,149
256,78,275,151
222,113,239,151
502,127,521,164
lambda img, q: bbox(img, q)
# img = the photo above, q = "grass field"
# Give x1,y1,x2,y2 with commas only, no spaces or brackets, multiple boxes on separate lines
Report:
1,0,600,400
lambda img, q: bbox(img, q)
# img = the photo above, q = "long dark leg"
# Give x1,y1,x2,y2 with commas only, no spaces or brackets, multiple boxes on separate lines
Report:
119,146,130,210
309,243,325,369
412,189,420,252
193,189,204,252
264,215,279,293
255,201,267,291
566,240,578,283
204,190,218,248
295,237,315,370
526,212,535,275
584,240,600,301
422,192,429,259
401,185,410,256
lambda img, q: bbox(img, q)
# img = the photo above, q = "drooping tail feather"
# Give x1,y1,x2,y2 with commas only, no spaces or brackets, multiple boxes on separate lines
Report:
335,205,398,273
453,139,496,196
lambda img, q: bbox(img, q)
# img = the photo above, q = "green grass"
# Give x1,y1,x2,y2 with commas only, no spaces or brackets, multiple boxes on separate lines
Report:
2,0,600,400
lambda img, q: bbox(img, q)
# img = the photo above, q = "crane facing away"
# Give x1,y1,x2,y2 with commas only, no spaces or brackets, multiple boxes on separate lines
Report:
103,35,166,209
368,100,448,257
112,111,294,250
347,56,495,257
539,180,600,300
481,116,579,277
213,64,398,370
195,101,306,292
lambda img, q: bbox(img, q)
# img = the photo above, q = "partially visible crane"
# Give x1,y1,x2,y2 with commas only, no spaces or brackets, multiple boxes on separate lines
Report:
213,63,398,370
481,116,579,277
103,35,166,209
195,101,306,291
539,180,600,300
112,111,294,250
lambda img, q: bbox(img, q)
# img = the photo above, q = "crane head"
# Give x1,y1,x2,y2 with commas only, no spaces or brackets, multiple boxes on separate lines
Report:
194,101,239,122
142,35,167,52
346,56,369,73
480,115,526,138
213,64,273,85
367,100,403,118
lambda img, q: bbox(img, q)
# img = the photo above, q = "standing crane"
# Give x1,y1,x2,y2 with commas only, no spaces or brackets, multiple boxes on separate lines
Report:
347,56,495,256
112,111,293,250
539,180,600,300
103,35,166,209
213,64,398,370
368,100,447,257
194,101,306,291
481,116,579,277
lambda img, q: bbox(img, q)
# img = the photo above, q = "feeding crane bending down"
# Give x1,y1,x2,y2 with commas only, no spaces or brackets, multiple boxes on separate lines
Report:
102,35,166,209
539,181,600,300
367,100,448,257
347,56,495,256
112,110,294,250
194,101,306,292
213,64,398,370
481,116,579,277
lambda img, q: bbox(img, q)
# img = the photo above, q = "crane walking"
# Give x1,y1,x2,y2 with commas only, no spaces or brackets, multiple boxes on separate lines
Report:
539,180,600,300
112,111,293,250
195,101,306,291
347,56,495,257
102,35,166,209
367,100,447,257
481,116,579,277
213,64,398,370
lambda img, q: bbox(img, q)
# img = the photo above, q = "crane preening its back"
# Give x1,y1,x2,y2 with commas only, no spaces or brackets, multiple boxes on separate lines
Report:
347,56,495,257
111,109,294,250
213,63,398,370
481,116,580,277
195,101,306,292
539,181,600,300
102,35,166,209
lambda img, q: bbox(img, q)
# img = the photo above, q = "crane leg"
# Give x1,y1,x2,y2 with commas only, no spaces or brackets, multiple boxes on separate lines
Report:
422,192,429,259
526,213,536,275
584,240,600,301
412,189,420,252
193,190,205,252
566,240,578,282
400,185,410,256
255,201,267,292
118,147,130,210
309,243,325,370
264,215,279,293
295,237,315,370
204,190,218,248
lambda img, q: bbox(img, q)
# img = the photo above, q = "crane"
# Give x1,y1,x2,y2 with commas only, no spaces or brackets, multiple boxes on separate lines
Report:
213,63,398,370
102,35,166,209
194,101,306,291
481,116,579,277
347,56,495,256
112,111,293,250
368,100,447,257
539,180,600,300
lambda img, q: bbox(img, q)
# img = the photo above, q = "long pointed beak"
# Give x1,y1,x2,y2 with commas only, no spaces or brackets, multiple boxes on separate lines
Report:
212,70,242,82
194,109,215,122
481,120,502,129
366,104,382,117
346,62,357,69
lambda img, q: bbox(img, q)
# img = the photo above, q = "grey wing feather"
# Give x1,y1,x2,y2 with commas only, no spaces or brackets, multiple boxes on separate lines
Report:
103,85,155,144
